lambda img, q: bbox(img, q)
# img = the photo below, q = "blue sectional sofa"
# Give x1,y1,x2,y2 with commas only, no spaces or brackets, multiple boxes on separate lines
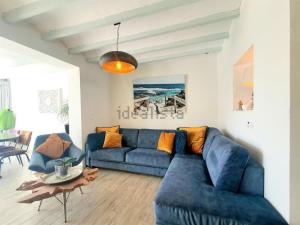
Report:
85,128,186,177
86,127,287,225
154,128,287,225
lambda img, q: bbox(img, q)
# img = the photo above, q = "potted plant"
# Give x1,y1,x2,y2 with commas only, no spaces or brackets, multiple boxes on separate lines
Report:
54,157,75,177
57,102,69,134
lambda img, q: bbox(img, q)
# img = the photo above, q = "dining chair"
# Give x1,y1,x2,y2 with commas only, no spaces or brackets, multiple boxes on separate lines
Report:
0,130,32,167
0,146,15,178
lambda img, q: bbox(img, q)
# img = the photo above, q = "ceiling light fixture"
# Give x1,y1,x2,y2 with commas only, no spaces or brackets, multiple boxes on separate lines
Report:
99,22,138,74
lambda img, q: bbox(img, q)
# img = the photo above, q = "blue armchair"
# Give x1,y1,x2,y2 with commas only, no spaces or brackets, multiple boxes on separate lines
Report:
29,133,85,173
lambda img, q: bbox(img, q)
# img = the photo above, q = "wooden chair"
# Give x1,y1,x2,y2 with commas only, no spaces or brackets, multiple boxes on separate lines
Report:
0,130,32,167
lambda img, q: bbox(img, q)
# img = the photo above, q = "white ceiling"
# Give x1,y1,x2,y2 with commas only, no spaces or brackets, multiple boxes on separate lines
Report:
0,37,73,75
0,0,242,64
0,48,37,70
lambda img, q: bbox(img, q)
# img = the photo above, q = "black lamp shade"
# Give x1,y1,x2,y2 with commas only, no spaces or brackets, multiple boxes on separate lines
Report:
99,51,138,74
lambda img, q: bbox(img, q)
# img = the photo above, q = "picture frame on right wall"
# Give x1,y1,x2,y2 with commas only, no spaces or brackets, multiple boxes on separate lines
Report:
233,46,254,111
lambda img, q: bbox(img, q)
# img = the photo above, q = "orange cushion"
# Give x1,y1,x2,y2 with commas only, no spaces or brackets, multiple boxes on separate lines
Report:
35,134,72,159
103,132,123,148
96,125,120,133
178,127,207,154
157,132,176,154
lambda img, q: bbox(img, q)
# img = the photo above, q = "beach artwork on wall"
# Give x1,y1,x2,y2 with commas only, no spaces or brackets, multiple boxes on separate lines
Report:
133,75,186,115
233,46,254,111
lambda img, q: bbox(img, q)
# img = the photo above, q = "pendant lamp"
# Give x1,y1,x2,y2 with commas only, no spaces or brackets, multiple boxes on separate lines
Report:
99,22,138,74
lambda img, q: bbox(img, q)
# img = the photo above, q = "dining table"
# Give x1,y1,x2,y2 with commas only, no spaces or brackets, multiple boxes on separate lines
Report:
0,132,19,178
0,132,19,143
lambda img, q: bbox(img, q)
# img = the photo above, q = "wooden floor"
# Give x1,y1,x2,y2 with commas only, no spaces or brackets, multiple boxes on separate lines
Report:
0,158,162,225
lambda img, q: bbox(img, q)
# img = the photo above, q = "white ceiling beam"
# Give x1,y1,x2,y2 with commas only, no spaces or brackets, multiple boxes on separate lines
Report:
2,0,78,23
86,32,228,63
43,0,201,41
87,47,222,64
69,9,239,54
139,47,222,64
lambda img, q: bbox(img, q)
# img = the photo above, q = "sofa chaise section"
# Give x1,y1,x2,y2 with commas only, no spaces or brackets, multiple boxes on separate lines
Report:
154,130,287,225
155,155,286,225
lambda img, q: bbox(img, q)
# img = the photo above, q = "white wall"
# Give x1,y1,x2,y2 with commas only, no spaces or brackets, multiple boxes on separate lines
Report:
0,19,111,147
110,54,218,129
217,0,290,221
1,69,69,149
290,0,300,224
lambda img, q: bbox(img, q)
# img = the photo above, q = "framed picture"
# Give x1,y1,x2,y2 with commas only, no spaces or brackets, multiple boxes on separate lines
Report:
38,89,62,113
233,46,254,111
133,75,186,115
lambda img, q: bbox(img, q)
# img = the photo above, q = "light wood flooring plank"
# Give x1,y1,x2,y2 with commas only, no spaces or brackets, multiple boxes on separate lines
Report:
0,158,161,225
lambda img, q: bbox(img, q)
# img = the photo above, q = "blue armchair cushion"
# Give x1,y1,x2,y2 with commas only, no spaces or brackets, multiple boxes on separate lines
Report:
120,128,139,148
68,144,86,164
155,156,287,225
203,127,222,160
28,151,47,173
46,157,72,173
87,132,105,151
89,147,132,162
206,135,250,192
137,129,162,149
126,148,171,168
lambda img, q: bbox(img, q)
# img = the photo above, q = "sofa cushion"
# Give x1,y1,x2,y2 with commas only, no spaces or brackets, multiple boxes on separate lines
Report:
120,128,139,148
174,130,187,154
137,129,162,149
157,132,176,154
155,156,287,225
125,148,171,168
103,132,123,148
178,126,207,154
33,133,72,149
239,158,264,196
36,134,71,159
96,125,120,133
87,132,105,151
203,127,222,160
90,147,132,162
206,135,249,192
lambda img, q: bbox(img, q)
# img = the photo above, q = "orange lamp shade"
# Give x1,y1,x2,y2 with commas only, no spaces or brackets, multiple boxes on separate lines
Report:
99,51,138,74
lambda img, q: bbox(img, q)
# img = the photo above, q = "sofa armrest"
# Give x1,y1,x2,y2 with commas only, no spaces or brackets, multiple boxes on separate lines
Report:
85,143,92,166
68,144,85,165
28,151,46,173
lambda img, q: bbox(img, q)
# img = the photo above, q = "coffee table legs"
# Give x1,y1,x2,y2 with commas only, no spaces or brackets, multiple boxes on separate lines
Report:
63,192,67,223
38,200,43,211
37,187,84,223
37,193,68,222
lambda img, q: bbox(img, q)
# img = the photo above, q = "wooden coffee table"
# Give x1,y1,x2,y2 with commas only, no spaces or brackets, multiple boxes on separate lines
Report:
17,167,98,223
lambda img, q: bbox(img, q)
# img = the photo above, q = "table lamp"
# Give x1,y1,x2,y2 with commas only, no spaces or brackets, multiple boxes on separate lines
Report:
0,109,16,132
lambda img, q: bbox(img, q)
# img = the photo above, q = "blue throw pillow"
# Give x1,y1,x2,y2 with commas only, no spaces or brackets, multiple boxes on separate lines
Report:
87,132,105,152
174,130,187,154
